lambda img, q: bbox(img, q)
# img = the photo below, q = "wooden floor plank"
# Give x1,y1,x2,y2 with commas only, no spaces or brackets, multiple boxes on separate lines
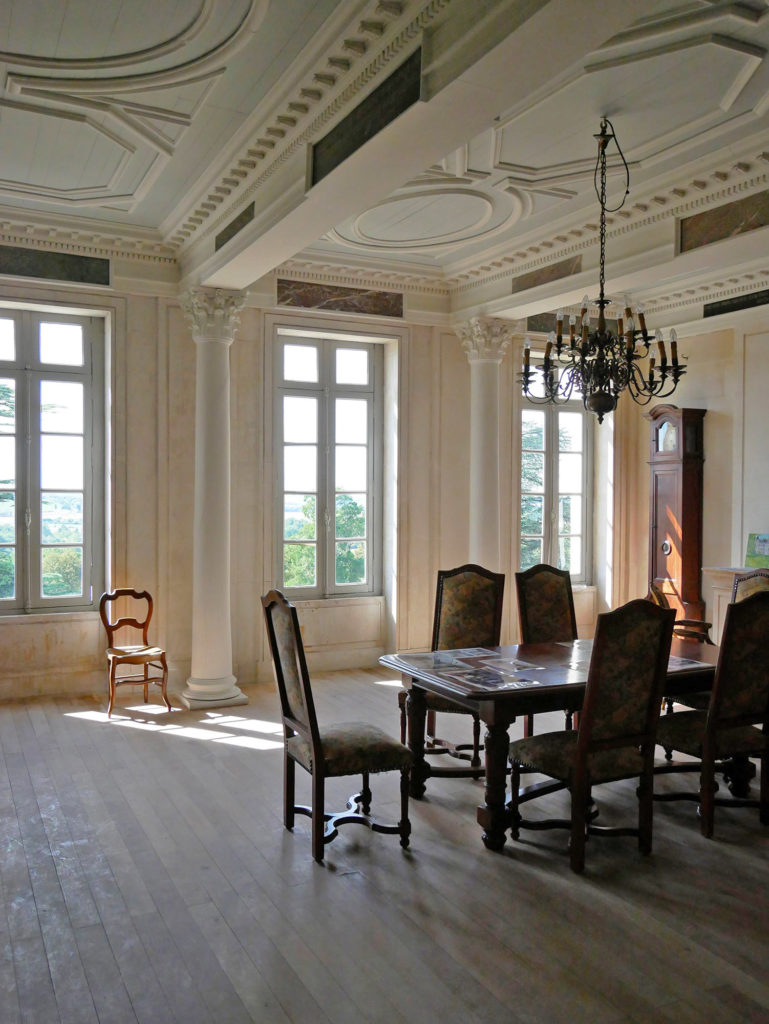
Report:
0,676,767,1023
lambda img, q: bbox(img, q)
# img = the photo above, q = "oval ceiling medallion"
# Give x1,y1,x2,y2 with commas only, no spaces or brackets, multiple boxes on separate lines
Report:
333,187,518,251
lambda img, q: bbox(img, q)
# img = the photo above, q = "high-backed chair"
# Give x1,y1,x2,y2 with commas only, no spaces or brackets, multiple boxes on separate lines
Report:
732,568,769,603
99,589,171,718
655,590,769,837
509,599,675,873
262,590,411,863
515,563,580,732
397,564,504,771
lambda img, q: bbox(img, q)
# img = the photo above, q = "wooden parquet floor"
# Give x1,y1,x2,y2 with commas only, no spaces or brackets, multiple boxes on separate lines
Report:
1,669,768,1023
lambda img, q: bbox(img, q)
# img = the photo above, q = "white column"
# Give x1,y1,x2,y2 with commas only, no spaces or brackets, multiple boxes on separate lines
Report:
180,288,248,710
456,317,516,571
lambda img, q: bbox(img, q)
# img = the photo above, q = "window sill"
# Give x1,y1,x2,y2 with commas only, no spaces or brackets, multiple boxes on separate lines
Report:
0,609,100,624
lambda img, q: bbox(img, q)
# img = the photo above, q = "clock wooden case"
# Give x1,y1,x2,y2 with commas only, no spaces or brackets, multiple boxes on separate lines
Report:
646,404,706,620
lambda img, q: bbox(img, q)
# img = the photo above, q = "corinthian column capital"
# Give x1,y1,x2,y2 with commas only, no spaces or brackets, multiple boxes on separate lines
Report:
455,316,524,363
181,287,246,345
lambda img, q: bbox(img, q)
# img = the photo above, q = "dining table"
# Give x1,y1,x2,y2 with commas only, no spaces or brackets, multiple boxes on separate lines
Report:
380,637,719,851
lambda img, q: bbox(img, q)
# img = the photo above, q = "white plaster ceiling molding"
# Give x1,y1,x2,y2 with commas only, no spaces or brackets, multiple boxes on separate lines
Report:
0,0,266,211
166,0,439,252
327,182,527,254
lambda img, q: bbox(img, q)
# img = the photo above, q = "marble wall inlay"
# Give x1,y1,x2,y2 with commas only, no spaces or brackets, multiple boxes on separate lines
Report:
0,244,109,285
680,189,769,252
512,255,582,294
277,279,403,317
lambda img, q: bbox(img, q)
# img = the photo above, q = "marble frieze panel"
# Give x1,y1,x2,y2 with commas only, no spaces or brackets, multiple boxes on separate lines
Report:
680,189,769,252
277,279,403,317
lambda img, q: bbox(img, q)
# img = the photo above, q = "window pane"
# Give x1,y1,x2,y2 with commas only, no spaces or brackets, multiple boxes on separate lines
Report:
284,494,316,541
283,544,316,587
521,495,544,535
336,446,366,491
41,436,83,489
0,436,15,487
283,344,318,383
41,546,83,597
521,451,544,493
284,445,316,491
39,323,83,366
335,399,367,444
522,410,545,450
283,396,317,443
520,537,542,571
559,495,582,535
0,319,14,361
0,547,14,598
558,412,583,452
336,541,366,585
336,494,365,539
42,493,83,544
559,535,582,575
559,452,582,493
40,380,83,433
0,492,13,542
336,348,368,385
0,379,14,433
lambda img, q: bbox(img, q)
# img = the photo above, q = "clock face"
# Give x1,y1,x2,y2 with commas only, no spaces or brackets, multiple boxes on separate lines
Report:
657,420,678,452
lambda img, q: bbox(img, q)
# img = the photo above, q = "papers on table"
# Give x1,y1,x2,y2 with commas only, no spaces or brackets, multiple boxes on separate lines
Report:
400,650,546,690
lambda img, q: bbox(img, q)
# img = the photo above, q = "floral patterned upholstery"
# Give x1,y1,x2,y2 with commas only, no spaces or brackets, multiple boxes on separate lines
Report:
509,599,675,872
515,564,577,644
654,590,769,836
656,710,768,759
288,722,412,776
434,568,504,650
262,589,412,861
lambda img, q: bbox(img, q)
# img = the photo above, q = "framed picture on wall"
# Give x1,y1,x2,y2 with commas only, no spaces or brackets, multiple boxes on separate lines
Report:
745,533,769,568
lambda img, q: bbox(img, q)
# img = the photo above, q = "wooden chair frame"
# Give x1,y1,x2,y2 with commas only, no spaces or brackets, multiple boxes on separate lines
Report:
399,564,504,777
509,599,675,873
263,590,411,863
654,591,769,836
99,588,171,718
515,563,581,733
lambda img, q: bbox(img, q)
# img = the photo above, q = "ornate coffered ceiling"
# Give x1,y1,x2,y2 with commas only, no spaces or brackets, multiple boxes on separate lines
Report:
1,0,769,328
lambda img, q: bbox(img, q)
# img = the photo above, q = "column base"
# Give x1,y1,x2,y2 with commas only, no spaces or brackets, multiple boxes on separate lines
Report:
180,674,248,710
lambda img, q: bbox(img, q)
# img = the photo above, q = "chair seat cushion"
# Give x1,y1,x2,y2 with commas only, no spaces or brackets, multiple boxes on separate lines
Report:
107,645,165,661
288,723,412,777
655,710,768,759
397,687,473,715
510,731,646,785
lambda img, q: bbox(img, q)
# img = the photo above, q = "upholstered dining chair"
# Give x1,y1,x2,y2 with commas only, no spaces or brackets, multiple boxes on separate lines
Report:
262,590,411,863
731,568,769,602
654,589,769,837
397,564,504,773
509,599,675,873
99,588,171,718
515,563,580,733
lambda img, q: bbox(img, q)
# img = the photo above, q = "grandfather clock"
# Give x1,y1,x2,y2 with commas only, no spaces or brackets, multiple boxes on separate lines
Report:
646,404,706,620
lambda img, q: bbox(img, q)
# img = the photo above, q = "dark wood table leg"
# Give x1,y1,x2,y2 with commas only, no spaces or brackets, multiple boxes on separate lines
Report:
477,721,510,851
406,684,429,798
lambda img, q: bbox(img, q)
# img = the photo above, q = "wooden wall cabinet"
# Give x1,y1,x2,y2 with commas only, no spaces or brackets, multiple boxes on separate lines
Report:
646,404,706,620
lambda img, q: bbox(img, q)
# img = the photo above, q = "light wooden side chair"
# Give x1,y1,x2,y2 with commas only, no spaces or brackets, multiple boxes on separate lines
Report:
99,588,171,718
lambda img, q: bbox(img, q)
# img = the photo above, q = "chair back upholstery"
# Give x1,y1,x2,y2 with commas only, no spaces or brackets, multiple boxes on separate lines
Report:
515,564,577,643
731,569,769,603
578,599,675,750
99,588,153,647
432,564,505,651
262,590,320,745
711,590,769,728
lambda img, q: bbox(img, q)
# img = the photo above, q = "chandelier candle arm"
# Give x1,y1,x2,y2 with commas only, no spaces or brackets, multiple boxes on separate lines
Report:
519,117,686,422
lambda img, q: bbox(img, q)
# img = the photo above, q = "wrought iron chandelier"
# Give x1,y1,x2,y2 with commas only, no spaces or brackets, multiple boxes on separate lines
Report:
520,118,685,423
